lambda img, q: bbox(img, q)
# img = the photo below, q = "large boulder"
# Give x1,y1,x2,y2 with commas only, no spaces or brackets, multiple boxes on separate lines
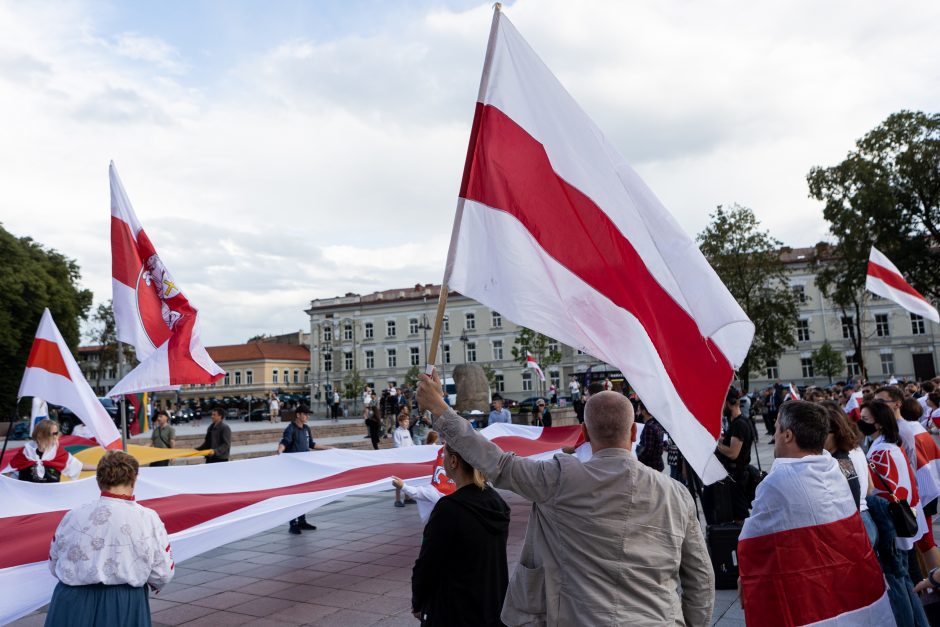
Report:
453,364,491,413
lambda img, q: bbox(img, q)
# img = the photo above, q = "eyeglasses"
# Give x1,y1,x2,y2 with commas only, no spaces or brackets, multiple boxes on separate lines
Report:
50,431,60,436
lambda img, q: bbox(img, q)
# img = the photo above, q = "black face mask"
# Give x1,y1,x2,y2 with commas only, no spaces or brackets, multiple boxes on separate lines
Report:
857,421,877,436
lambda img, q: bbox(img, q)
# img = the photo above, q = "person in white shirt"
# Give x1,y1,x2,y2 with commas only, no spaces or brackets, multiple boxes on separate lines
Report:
269,394,280,423
46,450,174,626
393,413,415,507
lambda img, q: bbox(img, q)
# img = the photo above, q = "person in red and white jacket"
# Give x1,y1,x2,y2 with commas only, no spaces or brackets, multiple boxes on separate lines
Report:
6,419,92,483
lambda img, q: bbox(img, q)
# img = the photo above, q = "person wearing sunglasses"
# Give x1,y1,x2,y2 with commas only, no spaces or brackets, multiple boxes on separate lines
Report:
7,419,93,483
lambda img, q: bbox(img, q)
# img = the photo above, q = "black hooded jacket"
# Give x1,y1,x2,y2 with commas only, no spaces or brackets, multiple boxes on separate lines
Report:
412,484,511,626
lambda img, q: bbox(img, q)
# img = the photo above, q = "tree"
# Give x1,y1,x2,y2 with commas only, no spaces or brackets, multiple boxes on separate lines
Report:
511,328,562,395
811,341,844,384
481,364,497,391
86,300,136,392
403,365,421,390
696,204,799,392
343,368,366,399
0,225,92,415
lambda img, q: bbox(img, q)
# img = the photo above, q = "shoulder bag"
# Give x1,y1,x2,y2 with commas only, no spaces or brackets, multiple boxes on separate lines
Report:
869,461,919,537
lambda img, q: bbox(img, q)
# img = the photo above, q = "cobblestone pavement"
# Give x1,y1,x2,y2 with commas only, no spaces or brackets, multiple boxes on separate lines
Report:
12,486,746,627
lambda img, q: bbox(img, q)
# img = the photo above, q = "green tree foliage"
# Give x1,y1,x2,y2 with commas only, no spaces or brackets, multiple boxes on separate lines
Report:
481,364,497,390
0,225,92,414
86,300,136,392
811,341,844,384
403,365,421,390
697,204,799,392
511,328,562,369
343,368,366,399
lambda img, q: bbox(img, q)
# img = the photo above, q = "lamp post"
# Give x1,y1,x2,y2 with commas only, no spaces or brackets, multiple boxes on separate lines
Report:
460,330,469,363
418,313,431,365
321,341,332,419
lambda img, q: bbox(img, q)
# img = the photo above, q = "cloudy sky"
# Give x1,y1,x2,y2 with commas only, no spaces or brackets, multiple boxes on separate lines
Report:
1,0,938,346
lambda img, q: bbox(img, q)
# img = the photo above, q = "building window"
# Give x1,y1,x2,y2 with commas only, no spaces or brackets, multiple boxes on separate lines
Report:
493,340,503,361
106,367,115,379
364,322,374,339
550,370,560,389
765,359,778,380
495,374,505,392
522,371,532,391
410,347,420,366
548,340,559,354
792,284,806,304
467,342,477,362
344,352,353,371
881,353,895,376
492,312,502,328
800,358,814,379
443,344,451,364
365,350,374,369
387,320,396,337
796,319,810,343
224,372,231,386
846,354,861,377
324,354,332,372
344,324,353,341
234,370,242,385
912,314,926,335
291,369,298,384
465,312,475,330
323,326,332,342
272,369,278,384
443,317,450,333
387,348,397,368
409,318,419,334
304,369,309,383
875,314,890,337
841,316,854,339
246,370,253,385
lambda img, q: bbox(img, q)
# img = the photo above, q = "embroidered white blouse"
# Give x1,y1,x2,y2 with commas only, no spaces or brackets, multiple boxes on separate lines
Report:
49,495,175,590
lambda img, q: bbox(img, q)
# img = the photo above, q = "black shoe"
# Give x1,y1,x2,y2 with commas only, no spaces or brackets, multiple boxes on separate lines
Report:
289,525,301,535
298,521,317,531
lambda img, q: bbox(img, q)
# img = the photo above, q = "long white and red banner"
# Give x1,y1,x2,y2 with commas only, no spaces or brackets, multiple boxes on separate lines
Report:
443,11,753,484
0,424,581,624
108,163,224,396
17,309,121,449
866,246,939,323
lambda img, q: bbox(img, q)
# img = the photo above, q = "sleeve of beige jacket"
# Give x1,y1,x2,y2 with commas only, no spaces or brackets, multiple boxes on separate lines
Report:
678,494,715,627
432,408,562,504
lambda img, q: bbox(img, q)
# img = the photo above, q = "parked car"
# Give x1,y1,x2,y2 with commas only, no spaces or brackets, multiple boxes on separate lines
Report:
225,408,240,420
244,409,272,422
518,397,550,413
171,407,194,424
57,397,121,435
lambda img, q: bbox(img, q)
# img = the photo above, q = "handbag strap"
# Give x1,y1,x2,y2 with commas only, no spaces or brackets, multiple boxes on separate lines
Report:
868,461,900,503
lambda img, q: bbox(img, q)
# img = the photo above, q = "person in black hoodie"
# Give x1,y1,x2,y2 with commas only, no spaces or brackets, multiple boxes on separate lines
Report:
411,442,510,627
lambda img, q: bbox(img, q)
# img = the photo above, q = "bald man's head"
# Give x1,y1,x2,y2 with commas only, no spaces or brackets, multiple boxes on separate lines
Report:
584,392,635,449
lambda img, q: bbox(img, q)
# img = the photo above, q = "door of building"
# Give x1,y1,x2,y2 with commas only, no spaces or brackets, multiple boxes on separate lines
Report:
913,353,937,381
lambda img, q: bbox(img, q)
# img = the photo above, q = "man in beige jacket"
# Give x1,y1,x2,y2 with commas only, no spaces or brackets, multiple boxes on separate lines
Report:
417,369,713,626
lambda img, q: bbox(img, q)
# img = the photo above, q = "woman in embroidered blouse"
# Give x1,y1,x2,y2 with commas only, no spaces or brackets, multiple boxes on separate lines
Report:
9,419,90,483
45,450,174,627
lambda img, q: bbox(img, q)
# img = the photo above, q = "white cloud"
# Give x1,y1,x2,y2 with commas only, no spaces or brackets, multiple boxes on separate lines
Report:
1,0,938,345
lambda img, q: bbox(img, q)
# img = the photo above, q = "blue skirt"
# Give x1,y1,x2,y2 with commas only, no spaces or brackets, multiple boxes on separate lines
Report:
45,582,151,627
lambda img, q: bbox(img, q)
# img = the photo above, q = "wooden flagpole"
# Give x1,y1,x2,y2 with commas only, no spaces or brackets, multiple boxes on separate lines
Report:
424,284,449,375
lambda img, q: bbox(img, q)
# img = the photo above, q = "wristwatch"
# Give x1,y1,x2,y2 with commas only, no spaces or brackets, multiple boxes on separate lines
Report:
929,567,940,587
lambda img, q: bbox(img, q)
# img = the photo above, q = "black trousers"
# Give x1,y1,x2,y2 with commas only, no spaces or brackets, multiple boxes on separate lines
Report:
762,409,777,435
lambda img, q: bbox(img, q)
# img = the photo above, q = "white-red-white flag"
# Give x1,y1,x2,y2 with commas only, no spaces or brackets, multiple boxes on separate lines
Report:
18,309,121,449
787,383,800,401
843,391,862,422
525,351,545,382
443,9,753,483
866,246,939,323
108,163,224,396
739,454,893,626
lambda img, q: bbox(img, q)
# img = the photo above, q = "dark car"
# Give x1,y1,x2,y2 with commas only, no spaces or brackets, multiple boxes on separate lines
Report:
492,397,520,410
518,396,550,413
57,397,121,435
244,409,272,422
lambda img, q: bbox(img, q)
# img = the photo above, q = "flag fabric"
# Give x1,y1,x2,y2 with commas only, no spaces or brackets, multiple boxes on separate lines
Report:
739,454,893,626
17,309,121,450
866,246,939,323
108,163,224,396
125,393,148,435
787,383,800,401
908,420,940,507
443,9,753,484
525,351,545,382
843,391,862,422
0,423,581,624
29,398,48,431
868,437,928,550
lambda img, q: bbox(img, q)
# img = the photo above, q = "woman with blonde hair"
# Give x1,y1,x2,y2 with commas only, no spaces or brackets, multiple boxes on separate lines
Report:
45,450,174,626
8,419,92,483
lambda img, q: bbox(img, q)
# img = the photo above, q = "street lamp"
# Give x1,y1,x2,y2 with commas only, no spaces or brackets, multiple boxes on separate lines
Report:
460,330,469,363
418,314,432,364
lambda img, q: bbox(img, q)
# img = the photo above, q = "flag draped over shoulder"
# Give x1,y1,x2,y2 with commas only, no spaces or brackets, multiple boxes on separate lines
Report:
0,424,580,624
866,246,939,323
17,309,121,450
108,163,224,396
444,10,753,484
739,455,893,626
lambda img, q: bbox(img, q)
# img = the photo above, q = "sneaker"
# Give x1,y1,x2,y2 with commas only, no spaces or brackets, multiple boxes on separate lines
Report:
404,498,417,504
394,500,405,508
288,525,301,535
298,521,317,531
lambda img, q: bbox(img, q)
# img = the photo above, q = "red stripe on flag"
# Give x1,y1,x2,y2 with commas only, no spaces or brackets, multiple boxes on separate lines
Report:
25,338,71,380
461,103,731,437
111,216,142,288
915,431,940,469
739,513,885,626
868,261,929,303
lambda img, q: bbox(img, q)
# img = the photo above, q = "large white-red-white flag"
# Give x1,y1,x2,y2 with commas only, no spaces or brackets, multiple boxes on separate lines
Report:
443,9,753,483
17,309,121,449
739,454,893,626
866,246,939,323
108,163,224,396
525,351,545,382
